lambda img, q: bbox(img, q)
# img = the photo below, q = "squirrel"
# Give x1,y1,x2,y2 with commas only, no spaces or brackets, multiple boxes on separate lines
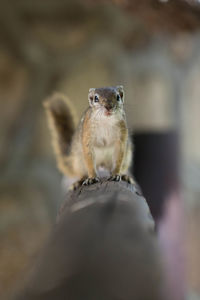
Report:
44,86,134,189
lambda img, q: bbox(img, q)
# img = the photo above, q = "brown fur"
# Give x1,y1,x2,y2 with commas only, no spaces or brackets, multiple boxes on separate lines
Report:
82,110,97,178
43,93,78,175
113,120,128,174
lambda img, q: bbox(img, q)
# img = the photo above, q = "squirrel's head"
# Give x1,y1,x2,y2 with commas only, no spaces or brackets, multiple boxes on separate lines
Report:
88,86,124,116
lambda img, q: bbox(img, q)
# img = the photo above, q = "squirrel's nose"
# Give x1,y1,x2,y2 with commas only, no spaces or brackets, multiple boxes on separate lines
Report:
105,103,114,111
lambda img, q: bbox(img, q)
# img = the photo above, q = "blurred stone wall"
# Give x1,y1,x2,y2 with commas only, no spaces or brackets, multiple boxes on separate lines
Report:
0,0,200,298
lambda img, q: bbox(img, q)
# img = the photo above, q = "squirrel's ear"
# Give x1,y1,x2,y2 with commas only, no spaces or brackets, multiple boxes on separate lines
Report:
88,88,95,106
116,85,124,102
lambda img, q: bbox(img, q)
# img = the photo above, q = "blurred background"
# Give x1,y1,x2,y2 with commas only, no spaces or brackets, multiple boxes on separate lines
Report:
0,0,200,299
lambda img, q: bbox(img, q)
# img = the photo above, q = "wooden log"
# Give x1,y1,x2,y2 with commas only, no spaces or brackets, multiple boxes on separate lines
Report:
14,180,166,300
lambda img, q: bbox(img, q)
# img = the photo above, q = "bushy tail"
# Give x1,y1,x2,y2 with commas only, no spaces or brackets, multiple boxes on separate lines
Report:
43,93,77,175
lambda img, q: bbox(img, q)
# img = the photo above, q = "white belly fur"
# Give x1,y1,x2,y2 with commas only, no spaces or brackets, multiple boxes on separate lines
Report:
91,110,123,173
94,117,120,172
93,112,120,146
94,146,115,172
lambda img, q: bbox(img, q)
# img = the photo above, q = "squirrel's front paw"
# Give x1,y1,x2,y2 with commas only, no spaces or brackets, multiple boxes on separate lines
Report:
109,174,121,182
82,177,100,186
109,174,135,184
121,174,135,184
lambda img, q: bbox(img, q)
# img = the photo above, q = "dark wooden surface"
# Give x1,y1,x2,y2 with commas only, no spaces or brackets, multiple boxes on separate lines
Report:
14,180,166,300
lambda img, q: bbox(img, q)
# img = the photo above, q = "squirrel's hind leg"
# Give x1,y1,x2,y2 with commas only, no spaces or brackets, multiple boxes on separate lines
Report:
69,176,87,191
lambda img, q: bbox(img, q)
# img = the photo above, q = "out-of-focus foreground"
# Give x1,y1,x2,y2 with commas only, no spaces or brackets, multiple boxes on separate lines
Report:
0,0,200,299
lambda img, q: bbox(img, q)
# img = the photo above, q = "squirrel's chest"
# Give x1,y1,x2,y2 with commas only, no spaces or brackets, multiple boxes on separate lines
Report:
93,118,119,147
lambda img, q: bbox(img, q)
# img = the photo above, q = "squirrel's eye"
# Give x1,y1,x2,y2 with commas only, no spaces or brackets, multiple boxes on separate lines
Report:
117,94,121,101
94,95,99,102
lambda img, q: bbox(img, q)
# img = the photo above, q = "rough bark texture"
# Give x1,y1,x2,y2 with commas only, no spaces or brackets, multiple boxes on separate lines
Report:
14,180,165,300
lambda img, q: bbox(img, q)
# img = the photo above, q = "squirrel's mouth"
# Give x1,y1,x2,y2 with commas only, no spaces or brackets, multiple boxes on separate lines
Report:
105,110,112,116
104,107,115,116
